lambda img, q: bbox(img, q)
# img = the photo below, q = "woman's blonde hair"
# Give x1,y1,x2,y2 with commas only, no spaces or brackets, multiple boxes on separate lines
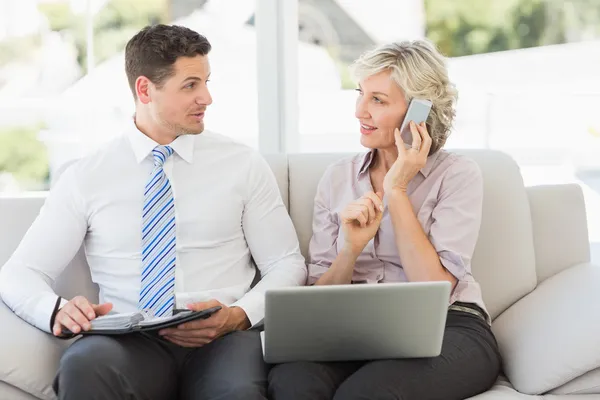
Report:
350,40,457,154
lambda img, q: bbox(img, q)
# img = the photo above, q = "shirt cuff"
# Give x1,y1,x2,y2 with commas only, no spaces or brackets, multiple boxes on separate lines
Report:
231,291,264,329
29,292,67,334
438,251,467,281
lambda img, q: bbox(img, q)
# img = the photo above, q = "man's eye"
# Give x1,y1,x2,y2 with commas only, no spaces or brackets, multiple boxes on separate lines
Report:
185,82,195,89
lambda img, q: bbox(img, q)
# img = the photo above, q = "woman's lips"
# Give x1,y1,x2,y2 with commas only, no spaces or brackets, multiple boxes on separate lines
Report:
360,123,377,135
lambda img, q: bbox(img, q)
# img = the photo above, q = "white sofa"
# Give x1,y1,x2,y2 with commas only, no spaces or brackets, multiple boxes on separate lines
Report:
1,150,600,400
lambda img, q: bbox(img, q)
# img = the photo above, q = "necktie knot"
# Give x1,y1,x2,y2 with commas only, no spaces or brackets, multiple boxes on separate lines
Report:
152,145,174,168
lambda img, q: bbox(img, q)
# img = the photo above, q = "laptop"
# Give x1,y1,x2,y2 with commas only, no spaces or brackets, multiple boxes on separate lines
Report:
261,281,451,363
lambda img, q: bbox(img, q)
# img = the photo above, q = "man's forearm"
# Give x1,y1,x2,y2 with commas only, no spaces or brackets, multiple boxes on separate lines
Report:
0,262,63,333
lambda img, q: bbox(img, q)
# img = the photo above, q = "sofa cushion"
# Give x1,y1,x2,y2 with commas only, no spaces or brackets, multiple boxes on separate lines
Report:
549,367,600,395
492,263,600,394
263,153,289,210
466,376,533,399
0,300,67,400
527,184,590,283
0,196,46,269
0,382,42,400
456,150,537,320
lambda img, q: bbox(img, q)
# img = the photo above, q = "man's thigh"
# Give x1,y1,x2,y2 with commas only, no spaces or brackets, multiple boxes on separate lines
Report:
179,330,268,400
54,333,179,400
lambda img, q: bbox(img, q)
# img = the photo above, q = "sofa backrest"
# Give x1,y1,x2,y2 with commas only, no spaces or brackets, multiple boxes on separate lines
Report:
0,150,590,322
287,150,538,319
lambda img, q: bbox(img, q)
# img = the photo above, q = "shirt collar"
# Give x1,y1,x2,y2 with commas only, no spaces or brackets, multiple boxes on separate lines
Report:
357,148,441,179
127,117,195,164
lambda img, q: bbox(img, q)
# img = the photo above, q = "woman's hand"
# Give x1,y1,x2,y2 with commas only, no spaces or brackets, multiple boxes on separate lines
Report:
340,191,384,256
383,121,432,193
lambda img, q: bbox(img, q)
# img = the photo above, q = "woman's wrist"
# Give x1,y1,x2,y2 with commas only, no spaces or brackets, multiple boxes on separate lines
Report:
387,186,408,197
341,244,363,259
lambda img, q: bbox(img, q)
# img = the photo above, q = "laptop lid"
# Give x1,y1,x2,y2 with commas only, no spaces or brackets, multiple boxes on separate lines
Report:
263,281,451,363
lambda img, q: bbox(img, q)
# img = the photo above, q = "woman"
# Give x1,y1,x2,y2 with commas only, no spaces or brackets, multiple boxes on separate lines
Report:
268,40,501,400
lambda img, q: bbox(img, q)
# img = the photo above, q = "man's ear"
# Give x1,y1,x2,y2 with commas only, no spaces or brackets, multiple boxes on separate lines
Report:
136,76,152,104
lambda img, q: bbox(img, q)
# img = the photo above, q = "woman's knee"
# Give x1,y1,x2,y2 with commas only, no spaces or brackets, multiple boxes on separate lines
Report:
269,362,350,400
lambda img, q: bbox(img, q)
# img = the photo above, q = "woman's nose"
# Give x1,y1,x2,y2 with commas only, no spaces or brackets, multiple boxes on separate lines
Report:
355,99,369,119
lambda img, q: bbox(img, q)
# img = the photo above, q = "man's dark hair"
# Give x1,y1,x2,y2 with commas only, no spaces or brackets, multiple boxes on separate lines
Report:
125,24,211,99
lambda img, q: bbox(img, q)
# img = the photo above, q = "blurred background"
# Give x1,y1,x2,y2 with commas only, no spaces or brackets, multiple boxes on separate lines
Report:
1,0,600,257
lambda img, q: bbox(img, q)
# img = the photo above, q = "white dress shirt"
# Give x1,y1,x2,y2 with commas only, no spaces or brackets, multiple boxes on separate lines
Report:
0,122,307,333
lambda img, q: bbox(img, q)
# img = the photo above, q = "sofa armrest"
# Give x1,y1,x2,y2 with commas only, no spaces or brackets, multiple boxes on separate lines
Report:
492,263,600,395
0,300,72,400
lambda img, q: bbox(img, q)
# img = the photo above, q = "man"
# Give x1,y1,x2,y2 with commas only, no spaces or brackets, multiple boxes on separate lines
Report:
0,24,307,400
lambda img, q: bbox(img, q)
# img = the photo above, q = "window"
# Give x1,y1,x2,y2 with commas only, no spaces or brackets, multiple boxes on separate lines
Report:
268,0,600,256
0,0,259,192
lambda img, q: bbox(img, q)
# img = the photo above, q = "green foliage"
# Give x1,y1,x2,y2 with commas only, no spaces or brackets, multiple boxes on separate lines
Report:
0,35,41,66
95,0,167,30
424,0,599,57
38,2,74,32
38,0,168,72
0,125,49,188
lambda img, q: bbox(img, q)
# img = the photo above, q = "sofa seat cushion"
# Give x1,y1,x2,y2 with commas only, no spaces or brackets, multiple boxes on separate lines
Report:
549,367,600,395
467,376,533,399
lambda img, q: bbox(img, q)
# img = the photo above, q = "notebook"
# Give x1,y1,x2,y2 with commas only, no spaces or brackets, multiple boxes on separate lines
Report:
61,306,222,336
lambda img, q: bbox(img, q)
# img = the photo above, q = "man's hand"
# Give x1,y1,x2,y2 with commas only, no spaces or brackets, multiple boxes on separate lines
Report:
158,299,250,348
53,296,113,336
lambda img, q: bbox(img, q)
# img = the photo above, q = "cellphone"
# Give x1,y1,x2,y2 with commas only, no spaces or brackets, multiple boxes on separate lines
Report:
398,98,433,146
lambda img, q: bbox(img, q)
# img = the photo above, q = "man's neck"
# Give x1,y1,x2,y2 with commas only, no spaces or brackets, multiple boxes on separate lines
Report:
134,115,176,145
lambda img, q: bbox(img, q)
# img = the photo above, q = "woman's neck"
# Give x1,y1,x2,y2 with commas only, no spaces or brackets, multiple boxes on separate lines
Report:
372,147,398,173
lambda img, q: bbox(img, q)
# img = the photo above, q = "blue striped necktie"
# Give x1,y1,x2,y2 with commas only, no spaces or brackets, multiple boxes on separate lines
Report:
139,145,176,317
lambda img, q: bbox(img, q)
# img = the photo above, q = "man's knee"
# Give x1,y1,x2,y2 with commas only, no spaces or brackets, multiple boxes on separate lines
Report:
54,337,127,396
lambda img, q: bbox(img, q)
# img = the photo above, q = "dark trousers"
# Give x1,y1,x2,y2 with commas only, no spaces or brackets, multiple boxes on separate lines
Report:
53,330,268,400
268,310,502,400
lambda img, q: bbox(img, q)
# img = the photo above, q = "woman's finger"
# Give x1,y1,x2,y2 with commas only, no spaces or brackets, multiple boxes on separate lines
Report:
394,127,406,155
359,198,376,223
353,208,368,227
409,121,422,151
363,192,384,213
417,122,432,156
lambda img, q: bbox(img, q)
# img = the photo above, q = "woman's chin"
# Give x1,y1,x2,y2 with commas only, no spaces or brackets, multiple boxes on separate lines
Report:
359,134,378,149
